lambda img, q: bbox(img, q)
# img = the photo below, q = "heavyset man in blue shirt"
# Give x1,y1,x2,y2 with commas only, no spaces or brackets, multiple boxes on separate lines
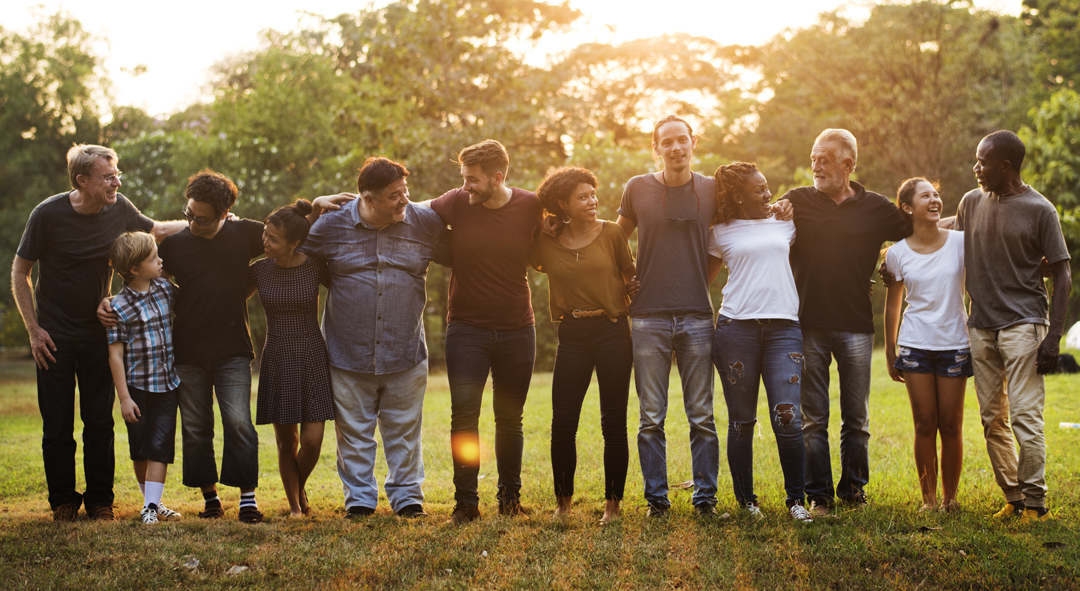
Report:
302,157,450,519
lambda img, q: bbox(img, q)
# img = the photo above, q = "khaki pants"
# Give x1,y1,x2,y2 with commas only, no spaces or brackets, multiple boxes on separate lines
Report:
969,324,1047,507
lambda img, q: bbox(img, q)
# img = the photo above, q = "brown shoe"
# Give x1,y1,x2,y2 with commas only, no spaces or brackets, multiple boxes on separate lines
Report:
199,504,225,519
86,505,116,521
52,502,80,522
497,499,530,518
238,506,264,524
447,503,481,524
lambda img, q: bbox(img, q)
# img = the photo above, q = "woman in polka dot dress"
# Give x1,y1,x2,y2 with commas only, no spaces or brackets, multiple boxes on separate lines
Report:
249,199,334,517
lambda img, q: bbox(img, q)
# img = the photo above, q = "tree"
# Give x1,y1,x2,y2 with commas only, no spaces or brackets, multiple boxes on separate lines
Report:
1022,0,1080,94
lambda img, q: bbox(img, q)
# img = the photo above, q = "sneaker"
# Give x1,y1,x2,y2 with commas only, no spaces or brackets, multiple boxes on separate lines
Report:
345,506,376,519
845,492,869,508
646,503,669,518
199,504,224,519
396,504,428,519
1020,507,1052,523
86,505,116,521
694,503,717,518
52,502,80,523
809,499,831,517
238,505,264,524
447,503,481,524
156,505,182,520
744,501,764,519
992,501,1025,519
497,499,530,517
789,503,813,523
140,506,158,524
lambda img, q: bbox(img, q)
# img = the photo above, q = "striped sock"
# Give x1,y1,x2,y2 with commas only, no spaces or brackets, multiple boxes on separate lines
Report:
203,489,221,510
240,492,257,509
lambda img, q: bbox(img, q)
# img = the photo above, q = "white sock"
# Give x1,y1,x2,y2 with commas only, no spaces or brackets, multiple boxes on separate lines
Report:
139,481,146,495
240,491,257,509
144,481,165,510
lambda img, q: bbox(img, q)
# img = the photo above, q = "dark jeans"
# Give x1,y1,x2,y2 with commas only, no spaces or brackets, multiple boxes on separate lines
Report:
550,316,632,501
712,316,806,507
38,339,115,510
446,322,535,506
124,385,179,464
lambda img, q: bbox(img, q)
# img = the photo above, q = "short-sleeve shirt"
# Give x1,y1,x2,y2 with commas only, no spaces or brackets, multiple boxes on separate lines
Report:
106,278,182,392
617,172,717,317
301,201,450,375
531,221,635,321
430,187,542,330
159,219,265,364
707,218,799,321
16,192,154,342
783,182,910,333
885,231,969,350
955,186,1070,330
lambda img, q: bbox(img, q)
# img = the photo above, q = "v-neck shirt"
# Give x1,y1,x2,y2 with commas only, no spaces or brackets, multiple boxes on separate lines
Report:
531,221,635,321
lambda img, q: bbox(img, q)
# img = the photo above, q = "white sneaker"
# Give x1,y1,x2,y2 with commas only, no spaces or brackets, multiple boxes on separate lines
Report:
745,502,763,519
140,506,158,524
789,503,813,523
156,504,182,520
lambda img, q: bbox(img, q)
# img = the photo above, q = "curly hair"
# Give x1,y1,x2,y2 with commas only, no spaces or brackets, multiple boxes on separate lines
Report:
535,167,598,236
713,162,760,224
185,169,238,215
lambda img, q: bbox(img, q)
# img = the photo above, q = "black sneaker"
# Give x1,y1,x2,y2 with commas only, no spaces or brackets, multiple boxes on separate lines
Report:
497,499,530,517
694,503,717,518
396,504,428,519
345,506,375,519
447,503,481,524
646,503,670,518
844,492,869,508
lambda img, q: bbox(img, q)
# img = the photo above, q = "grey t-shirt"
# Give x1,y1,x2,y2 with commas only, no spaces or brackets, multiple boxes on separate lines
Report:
618,172,716,317
955,185,1070,330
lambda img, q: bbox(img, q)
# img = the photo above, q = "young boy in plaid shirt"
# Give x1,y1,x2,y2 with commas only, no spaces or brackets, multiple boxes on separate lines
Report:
106,231,183,524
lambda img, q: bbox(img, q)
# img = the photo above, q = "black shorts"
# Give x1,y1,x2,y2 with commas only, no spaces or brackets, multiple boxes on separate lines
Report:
124,385,179,463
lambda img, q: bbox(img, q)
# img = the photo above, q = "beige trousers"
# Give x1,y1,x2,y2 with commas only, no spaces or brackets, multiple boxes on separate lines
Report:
969,324,1047,507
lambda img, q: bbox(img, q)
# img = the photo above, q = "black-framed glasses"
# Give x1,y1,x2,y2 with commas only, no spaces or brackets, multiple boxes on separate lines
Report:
662,170,700,221
181,207,216,227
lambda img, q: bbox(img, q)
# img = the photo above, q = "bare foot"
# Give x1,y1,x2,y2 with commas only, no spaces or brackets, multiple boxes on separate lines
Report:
286,511,304,519
918,501,936,513
600,500,620,524
300,490,310,516
555,496,572,517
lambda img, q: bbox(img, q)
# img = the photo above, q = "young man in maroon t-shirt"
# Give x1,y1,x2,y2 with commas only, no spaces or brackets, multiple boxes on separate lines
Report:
423,140,542,524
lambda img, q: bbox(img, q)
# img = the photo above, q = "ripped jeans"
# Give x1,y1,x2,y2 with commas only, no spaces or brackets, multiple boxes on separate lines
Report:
712,315,806,507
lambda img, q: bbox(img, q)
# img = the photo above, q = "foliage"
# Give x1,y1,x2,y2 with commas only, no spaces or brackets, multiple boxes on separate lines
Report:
1022,0,1080,95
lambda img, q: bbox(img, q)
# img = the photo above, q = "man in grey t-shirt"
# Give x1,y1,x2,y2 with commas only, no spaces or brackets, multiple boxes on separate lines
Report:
955,130,1070,522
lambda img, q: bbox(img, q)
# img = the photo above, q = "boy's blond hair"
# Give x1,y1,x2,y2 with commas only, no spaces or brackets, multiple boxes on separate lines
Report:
109,232,157,283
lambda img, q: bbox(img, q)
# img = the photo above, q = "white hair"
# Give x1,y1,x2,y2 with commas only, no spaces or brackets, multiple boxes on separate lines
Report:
814,129,858,170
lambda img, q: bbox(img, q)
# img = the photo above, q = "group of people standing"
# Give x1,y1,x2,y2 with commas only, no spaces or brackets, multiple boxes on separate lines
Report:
13,115,1068,526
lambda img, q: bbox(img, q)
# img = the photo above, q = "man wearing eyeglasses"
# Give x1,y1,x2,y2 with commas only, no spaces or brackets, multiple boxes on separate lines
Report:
614,115,721,518
11,144,187,522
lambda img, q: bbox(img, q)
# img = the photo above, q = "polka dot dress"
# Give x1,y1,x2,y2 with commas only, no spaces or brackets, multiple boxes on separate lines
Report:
249,256,334,425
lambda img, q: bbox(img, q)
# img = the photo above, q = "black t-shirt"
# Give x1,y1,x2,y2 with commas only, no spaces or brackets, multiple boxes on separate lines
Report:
783,183,910,333
159,219,265,364
16,192,154,342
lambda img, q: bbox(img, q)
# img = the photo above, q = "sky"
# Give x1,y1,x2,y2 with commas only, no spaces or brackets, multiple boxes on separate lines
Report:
3,0,1024,117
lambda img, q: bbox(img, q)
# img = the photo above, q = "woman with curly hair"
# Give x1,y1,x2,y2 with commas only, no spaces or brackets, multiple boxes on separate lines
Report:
530,166,636,524
708,162,812,523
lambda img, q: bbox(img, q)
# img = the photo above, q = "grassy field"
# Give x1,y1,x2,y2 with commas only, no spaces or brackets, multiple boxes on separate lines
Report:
0,350,1078,590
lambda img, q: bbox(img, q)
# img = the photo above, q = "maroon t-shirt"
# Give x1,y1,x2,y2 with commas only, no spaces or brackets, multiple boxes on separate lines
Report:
431,187,542,330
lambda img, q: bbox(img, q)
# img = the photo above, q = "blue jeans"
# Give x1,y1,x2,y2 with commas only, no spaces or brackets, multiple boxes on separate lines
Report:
176,357,259,489
632,313,719,508
331,361,428,512
712,316,806,507
800,325,874,505
446,322,535,506
38,339,115,510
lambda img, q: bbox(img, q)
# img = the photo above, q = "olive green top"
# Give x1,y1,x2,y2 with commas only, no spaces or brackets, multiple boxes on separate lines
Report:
530,221,635,321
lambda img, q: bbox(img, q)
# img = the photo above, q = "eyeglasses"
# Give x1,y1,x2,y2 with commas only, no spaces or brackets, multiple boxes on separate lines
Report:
662,170,700,221
181,208,217,227
92,172,123,183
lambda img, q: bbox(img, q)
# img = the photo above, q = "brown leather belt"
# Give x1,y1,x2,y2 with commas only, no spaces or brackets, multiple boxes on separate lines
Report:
563,309,617,322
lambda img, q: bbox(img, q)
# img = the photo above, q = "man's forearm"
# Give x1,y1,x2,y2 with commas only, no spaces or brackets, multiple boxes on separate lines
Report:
11,267,38,332
1049,261,1072,336
153,220,187,243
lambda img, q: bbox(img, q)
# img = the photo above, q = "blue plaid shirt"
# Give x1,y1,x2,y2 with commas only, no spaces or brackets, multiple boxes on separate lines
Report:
106,278,181,392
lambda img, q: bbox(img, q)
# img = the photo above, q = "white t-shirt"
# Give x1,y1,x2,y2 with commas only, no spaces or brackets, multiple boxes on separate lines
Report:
707,217,799,320
886,230,969,350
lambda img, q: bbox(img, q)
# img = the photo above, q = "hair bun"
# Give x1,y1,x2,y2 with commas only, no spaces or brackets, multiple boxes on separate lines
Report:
292,199,313,217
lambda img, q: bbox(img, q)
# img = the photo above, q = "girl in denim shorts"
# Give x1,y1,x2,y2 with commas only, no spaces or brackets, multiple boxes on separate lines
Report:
884,178,972,513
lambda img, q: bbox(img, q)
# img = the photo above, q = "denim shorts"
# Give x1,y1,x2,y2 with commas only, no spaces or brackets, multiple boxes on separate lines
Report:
894,346,974,378
124,385,179,463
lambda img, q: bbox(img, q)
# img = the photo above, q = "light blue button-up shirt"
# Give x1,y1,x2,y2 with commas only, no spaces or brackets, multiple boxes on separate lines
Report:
301,200,450,375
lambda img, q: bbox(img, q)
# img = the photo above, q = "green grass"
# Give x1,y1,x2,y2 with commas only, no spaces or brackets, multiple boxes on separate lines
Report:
0,350,1078,589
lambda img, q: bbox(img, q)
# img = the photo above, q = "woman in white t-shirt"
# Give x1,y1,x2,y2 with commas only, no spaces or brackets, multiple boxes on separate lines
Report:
884,177,971,513
708,162,812,523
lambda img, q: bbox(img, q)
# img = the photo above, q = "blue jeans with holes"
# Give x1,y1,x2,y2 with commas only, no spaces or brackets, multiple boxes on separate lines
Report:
712,316,806,507
446,322,535,506
176,357,259,489
800,326,874,505
633,313,719,509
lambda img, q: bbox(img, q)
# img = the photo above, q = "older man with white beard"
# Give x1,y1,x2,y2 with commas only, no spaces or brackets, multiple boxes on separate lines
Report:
779,129,910,516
